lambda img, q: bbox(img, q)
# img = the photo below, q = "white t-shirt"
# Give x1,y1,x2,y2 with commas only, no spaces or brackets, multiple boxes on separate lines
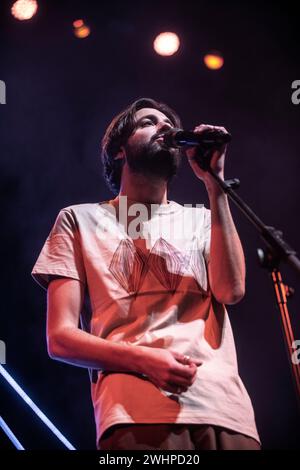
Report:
32,200,260,446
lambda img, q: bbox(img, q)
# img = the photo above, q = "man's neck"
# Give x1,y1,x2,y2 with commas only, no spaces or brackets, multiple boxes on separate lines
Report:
118,166,168,205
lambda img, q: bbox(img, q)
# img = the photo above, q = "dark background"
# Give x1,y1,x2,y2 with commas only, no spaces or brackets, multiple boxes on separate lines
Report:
1,0,299,450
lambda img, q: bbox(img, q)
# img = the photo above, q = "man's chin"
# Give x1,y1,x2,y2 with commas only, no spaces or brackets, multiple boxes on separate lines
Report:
146,149,181,179
126,143,181,179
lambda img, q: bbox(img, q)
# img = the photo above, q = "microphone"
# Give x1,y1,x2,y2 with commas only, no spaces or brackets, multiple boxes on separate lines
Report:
163,128,231,149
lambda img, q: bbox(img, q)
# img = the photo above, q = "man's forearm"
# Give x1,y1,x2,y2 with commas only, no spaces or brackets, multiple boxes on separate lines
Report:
48,327,201,394
206,183,246,304
49,326,144,373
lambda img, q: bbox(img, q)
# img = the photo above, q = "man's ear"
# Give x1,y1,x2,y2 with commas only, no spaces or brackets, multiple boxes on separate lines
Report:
115,146,125,160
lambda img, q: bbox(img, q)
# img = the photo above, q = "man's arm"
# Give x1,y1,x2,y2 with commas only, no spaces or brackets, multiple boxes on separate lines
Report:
47,278,201,393
206,184,245,305
47,277,142,370
186,123,246,305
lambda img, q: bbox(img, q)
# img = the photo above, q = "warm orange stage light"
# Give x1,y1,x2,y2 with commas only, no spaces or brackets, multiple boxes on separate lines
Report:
204,53,224,70
73,19,91,39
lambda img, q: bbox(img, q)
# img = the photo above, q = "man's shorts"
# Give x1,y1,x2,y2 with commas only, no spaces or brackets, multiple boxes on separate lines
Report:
98,423,261,450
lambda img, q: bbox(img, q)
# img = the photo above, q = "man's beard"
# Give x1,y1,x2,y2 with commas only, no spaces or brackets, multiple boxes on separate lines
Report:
124,139,181,181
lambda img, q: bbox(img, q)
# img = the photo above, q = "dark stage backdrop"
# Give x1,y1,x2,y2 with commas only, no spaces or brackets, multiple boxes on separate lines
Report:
0,0,299,449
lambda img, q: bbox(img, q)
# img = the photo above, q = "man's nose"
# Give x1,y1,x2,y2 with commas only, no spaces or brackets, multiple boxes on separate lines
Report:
157,121,172,134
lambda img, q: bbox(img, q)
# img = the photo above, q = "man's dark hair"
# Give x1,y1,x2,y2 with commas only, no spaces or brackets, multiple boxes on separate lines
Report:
101,97,182,194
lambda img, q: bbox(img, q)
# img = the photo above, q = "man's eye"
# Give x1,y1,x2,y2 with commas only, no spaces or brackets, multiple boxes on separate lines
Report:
140,120,153,127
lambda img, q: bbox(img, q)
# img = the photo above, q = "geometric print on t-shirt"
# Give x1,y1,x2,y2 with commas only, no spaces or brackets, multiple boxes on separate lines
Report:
109,237,208,295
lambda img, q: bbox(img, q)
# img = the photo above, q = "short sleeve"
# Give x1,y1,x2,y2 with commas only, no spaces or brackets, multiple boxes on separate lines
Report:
202,207,211,265
31,209,86,290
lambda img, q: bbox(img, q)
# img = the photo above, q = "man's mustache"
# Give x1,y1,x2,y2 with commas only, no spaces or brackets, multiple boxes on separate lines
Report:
150,131,170,145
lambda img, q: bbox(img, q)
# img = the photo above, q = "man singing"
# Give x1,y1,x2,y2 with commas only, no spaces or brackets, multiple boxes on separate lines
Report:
32,98,260,450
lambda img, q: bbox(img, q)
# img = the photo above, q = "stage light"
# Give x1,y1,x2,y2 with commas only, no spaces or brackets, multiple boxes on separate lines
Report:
73,19,84,28
153,32,180,57
73,19,91,39
0,417,25,450
0,365,76,450
204,52,224,70
11,0,38,21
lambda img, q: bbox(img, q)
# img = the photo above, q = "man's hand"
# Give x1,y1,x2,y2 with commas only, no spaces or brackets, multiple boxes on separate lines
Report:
186,124,228,186
138,347,202,394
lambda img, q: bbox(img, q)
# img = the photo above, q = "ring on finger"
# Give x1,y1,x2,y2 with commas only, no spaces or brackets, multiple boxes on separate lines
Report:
183,355,190,364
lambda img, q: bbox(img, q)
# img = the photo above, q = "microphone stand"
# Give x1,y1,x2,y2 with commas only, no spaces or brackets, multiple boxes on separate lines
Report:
196,150,300,407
